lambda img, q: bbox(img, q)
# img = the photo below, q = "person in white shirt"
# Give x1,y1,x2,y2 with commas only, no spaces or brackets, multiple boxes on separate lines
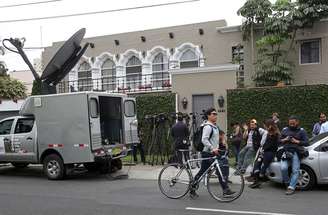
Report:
319,120,328,134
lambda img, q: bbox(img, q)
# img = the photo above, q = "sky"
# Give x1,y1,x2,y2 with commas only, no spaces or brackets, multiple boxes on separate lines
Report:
0,0,247,71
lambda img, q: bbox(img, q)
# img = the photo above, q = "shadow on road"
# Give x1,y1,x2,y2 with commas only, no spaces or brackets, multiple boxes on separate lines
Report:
0,165,129,181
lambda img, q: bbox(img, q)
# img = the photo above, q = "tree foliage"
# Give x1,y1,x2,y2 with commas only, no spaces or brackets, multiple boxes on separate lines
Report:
0,62,27,100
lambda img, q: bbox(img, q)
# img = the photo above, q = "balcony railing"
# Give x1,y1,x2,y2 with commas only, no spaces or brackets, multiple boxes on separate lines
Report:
57,72,172,94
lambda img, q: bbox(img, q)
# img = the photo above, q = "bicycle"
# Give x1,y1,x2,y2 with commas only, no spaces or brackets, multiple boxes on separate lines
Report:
158,151,244,202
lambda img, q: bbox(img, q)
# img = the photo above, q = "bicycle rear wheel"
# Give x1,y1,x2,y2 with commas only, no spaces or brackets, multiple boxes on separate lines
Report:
207,167,244,202
158,163,192,199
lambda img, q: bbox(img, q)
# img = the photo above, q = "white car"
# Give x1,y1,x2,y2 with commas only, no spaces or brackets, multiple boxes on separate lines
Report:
268,132,328,190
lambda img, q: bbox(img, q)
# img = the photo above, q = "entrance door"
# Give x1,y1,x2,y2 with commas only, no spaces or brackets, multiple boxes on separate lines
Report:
192,94,214,126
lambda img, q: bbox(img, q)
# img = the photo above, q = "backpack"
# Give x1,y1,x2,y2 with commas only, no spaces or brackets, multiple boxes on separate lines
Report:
193,124,214,152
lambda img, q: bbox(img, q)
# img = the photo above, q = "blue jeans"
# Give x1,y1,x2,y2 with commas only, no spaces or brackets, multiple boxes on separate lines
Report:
280,152,300,190
237,146,255,171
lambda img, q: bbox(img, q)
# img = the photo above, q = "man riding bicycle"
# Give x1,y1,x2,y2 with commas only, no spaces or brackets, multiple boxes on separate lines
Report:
190,108,235,198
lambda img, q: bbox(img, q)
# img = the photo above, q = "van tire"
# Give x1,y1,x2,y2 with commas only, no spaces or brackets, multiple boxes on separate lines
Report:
11,163,29,168
43,154,65,180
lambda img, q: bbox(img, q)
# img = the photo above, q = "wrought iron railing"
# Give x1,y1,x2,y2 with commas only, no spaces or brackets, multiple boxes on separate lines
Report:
57,72,172,94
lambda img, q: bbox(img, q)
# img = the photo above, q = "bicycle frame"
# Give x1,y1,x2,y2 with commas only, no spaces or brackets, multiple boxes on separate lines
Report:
187,156,227,185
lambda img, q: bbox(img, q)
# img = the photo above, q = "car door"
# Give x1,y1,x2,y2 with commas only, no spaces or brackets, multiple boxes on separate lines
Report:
0,118,15,162
318,140,328,182
12,118,37,162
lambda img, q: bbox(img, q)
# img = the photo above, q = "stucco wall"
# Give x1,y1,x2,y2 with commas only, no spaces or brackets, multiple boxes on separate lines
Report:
171,68,237,131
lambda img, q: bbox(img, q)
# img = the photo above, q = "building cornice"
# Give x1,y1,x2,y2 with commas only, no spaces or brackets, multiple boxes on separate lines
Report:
169,64,239,75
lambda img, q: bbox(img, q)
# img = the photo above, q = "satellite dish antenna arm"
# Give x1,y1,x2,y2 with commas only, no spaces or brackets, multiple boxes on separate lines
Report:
2,38,41,81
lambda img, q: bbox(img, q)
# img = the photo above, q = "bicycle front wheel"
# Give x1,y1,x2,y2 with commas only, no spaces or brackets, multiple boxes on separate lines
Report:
207,167,244,202
158,163,192,199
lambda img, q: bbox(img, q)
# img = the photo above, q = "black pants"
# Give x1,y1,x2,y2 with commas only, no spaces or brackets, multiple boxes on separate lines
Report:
194,152,228,191
253,151,275,177
176,149,190,165
132,142,146,163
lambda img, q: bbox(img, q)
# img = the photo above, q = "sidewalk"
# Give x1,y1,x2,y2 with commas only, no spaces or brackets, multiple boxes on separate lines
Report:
120,164,249,182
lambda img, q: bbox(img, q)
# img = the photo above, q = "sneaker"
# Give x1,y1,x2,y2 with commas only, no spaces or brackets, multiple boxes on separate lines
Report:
249,181,261,189
190,190,199,199
223,189,236,197
285,187,295,195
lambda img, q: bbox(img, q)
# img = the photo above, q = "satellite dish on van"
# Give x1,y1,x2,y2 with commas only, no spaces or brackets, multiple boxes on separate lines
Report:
2,28,89,95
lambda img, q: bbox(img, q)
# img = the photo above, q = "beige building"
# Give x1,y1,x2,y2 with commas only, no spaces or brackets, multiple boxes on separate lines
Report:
9,70,34,95
41,19,328,131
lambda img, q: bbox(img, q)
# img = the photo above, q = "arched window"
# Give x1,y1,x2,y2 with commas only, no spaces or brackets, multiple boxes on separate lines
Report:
126,56,142,89
152,53,169,88
78,62,92,91
101,59,116,91
180,49,199,69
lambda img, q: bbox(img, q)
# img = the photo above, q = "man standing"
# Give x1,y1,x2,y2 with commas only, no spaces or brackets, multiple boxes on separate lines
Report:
280,116,308,195
235,119,267,174
190,108,234,198
171,113,189,165
312,113,327,136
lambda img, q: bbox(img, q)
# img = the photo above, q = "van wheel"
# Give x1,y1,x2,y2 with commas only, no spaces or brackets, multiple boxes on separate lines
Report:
11,163,29,168
43,154,65,180
297,165,316,191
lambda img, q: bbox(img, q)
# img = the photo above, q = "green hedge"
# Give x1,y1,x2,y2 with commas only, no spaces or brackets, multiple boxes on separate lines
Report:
134,92,176,162
227,85,328,136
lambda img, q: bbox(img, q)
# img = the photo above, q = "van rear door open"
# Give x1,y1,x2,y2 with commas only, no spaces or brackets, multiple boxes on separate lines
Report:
123,98,139,146
88,96,102,151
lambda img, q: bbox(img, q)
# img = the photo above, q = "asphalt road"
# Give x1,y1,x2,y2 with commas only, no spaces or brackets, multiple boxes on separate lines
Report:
0,165,327,215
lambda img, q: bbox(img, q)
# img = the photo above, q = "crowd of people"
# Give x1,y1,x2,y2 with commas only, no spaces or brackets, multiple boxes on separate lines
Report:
169,109,328,197
230,112,328,195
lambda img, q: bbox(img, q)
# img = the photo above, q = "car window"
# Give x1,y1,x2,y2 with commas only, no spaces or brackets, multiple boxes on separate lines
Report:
0,119,14,135
309,133,328,146
319,141,328,152
15,118,34,134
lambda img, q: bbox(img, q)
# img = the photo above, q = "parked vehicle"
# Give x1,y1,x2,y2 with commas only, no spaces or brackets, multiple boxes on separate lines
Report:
0,92,138,180
268,132,328,190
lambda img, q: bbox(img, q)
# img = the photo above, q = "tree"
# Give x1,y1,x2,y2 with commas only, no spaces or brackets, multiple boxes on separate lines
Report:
0,62,27,100
253,0,295,86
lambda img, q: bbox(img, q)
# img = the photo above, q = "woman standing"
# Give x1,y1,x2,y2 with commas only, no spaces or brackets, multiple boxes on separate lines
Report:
230,122,243,166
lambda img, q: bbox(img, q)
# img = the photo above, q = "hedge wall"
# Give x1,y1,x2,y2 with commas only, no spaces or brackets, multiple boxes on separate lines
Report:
134,92,176,161
227,84,328,135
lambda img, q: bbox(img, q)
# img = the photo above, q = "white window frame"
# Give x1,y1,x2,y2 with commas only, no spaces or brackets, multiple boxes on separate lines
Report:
299,39,321,66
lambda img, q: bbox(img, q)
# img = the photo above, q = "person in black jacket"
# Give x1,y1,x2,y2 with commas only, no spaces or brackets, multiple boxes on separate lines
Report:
235,119,268,174
171,113,190,164
249,119,279,188
279,116,308,195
